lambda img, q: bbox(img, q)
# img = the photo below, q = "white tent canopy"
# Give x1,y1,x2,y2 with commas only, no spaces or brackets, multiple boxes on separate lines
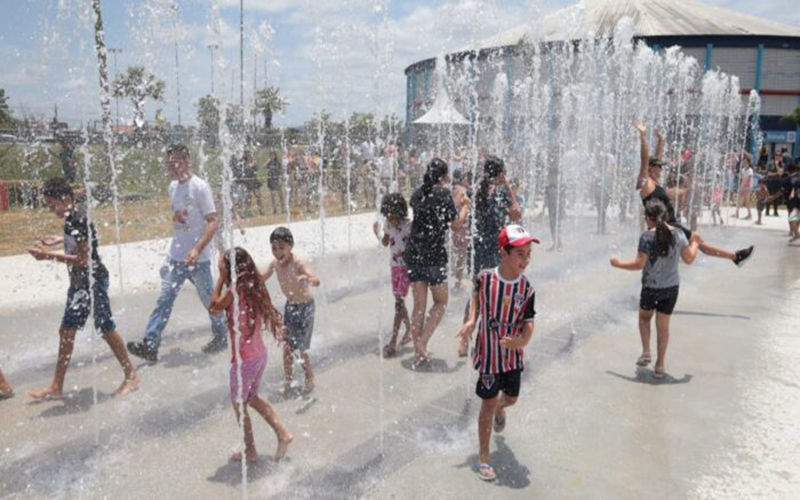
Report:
412,89,470,125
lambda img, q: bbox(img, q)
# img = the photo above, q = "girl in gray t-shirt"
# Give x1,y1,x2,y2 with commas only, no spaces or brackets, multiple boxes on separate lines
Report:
610,200,699,379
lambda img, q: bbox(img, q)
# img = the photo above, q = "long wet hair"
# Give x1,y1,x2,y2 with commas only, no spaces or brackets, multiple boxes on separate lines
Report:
476,155,505,215
645,200,673,257
220,247,283,339
420,158,449,196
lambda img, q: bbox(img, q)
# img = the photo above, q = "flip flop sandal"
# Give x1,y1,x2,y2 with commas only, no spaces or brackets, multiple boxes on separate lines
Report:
653,368,666,379
493,415,506,433
636,353,652,367
476,463,496,482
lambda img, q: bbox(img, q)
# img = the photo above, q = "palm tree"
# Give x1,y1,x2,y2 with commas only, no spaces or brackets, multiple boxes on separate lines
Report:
254,86,287,130
112,66,165,129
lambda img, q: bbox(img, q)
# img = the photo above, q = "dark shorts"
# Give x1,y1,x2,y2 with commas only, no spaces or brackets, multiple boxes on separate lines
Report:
407,264,447,286
267,175,281,191
640,286,680,315
284,300,315,351
475,369,522,400
672,222,692,241
61,276,116,334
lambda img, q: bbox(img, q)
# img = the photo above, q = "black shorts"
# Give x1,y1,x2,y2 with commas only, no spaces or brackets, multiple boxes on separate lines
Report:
475,370,522,400
407,264,447,286
640,286,680,315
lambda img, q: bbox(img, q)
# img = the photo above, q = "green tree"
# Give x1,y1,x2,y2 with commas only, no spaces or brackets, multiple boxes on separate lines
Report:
112,66,165,129
254,86,287,130
224,104,245,138
196,95,220,142
780,106,800,127
0,89,15,128
347,112,375,143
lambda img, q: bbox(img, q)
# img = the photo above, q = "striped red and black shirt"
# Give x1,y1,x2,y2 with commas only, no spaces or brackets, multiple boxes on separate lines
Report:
472,268,536,374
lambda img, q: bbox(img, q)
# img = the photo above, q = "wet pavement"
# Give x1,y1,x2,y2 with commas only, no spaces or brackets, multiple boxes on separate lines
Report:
1,214,798,499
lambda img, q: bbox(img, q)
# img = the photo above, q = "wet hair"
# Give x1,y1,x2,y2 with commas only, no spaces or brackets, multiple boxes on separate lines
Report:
270,226,294,246
166,143,190,159
476,155,505,215
220,247,283,339
42,177,73,200
421,158,449,195
380,193,408,219
645,200,674,257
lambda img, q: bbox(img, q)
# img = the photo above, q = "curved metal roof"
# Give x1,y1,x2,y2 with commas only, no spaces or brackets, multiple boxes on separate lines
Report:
473,0,800,50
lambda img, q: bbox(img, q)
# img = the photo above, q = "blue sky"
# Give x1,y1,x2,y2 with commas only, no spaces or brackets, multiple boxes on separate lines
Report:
1,0,797,128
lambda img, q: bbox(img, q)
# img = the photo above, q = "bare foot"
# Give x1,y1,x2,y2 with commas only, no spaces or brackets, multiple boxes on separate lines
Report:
0,387,13,400
281,381,293,399
399,331,412,345
275,431,293,460
27,385,62,401
114,373,141,397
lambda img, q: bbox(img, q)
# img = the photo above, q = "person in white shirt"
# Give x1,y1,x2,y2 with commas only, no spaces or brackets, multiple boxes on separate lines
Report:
128,144,228,362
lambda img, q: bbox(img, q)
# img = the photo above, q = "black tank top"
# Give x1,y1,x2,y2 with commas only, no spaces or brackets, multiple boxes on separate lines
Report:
642,184,677,223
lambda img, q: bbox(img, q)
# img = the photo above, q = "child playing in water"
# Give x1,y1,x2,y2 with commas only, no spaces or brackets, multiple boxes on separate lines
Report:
456,224,539,482
373,193,412,357
261,227,320,397
711,177,724,225
26,177,140,400
610,200,699,379
755,182,768,225
210,247,292,462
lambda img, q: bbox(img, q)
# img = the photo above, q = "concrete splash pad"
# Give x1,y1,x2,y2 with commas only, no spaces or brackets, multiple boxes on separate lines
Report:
1,217,799,499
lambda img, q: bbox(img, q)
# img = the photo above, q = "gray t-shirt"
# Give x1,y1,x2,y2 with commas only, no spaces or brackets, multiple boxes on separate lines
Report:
638,227,688,289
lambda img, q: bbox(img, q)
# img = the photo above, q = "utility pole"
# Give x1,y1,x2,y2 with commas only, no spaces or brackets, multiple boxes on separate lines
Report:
240,0,244,108
207,43,219,94
174,41,182,126
108,47,122,127
172,3,182,126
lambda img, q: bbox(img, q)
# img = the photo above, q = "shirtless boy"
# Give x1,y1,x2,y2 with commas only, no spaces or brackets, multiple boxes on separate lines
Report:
261,227,320,397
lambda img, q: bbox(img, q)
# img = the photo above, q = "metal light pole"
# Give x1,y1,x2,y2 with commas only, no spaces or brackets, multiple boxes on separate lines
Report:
240,0,244,108
109,47,122,127
207,43,218,94
172,3,182,126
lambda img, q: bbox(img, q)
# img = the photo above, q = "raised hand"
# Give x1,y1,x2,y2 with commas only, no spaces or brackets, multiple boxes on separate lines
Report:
634,121,647,134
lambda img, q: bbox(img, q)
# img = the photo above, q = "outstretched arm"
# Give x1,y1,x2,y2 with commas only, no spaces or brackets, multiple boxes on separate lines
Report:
610,251,647,271
635,122,650,188
681,238,700,264
655,126,665,161
260,260,275,283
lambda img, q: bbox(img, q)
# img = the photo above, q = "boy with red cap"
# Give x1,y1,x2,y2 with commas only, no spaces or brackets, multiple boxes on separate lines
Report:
456,224,539,482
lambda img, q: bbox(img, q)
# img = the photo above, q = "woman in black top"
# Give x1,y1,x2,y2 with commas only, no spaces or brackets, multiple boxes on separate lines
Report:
634,122,753,267
473,156,523,273
404,158,469,365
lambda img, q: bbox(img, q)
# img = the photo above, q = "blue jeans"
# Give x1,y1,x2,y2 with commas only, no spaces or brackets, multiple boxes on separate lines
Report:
143,258,227,350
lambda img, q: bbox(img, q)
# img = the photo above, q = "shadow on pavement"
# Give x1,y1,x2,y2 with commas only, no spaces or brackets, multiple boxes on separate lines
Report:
159,347,215,370
605,368,693,385
399,357,466,374
207,456,278,486
456,436,530,489
672,309,750,320
34,388,113,418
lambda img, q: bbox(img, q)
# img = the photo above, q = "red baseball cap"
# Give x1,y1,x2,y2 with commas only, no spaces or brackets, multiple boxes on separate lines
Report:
498,224,540,248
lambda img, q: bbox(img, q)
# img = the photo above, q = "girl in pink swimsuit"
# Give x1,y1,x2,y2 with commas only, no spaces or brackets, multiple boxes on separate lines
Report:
210,247,293,462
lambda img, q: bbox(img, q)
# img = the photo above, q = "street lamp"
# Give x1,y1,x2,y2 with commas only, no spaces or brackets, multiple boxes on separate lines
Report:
208,43,219,94
108,47,122,127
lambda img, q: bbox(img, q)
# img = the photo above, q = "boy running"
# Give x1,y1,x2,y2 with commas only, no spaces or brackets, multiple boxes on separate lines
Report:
27,177,140,400
261,227,320,397
456,224,539,482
